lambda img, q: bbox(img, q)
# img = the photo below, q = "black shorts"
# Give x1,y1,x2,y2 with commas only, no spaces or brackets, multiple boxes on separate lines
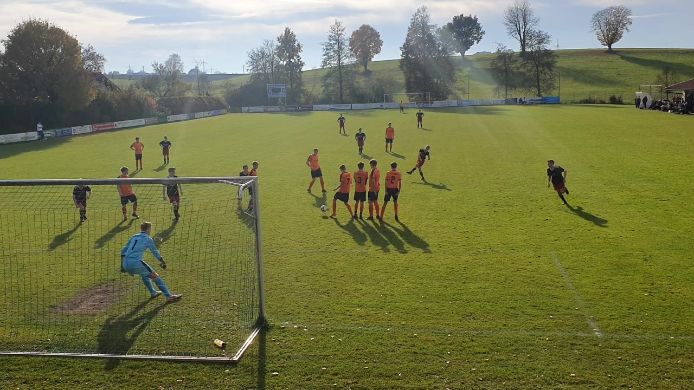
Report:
368,191,379,201
385,138,393,144
311,169,323,178
120,194,137,205
334,192,349,203
75,200,87,208
384,188,399,202
353,191,366,202
135,154,142,160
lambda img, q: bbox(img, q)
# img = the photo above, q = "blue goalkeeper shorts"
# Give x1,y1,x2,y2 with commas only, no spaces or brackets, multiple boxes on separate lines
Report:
123,259,155,277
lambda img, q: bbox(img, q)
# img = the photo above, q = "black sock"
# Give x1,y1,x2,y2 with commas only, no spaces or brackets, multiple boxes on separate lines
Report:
559,194,567,204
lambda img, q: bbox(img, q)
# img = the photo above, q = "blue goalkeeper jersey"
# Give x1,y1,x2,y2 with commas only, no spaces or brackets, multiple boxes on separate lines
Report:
121,232,162,262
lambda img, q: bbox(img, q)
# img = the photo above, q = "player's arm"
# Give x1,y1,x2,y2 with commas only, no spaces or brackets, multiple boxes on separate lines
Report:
129,143,135,150
86,188,91,199
547,173,551,188
306,156,311,167
146,237,166,267
398,177,402,192
72,192,78,207
178,184,182,196
563,170,567,182
333,175,342,191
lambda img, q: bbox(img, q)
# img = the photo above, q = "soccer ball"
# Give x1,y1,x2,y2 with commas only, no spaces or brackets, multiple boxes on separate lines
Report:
320,204,328,213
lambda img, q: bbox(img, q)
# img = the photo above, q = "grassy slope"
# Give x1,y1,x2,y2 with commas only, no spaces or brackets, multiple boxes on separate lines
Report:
0,106,692,388
203,49,694,103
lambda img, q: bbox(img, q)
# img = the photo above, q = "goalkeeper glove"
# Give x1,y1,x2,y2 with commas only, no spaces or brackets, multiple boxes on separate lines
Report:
160,258,167,269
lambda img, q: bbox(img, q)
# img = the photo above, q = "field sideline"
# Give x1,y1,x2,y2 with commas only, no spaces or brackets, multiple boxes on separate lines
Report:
0,105,692,388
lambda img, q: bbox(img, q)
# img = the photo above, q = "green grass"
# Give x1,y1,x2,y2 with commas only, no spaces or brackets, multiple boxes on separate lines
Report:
0,105,692,388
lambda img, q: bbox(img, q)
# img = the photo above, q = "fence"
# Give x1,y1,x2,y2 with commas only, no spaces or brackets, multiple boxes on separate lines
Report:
0,110,227,145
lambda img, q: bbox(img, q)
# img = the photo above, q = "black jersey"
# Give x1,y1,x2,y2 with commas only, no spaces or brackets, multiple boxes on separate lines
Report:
165,176,180,196
338,116,346,125
159,140,172,150
355,132,366,143
418,148,430,161
547,166,565,184
416,112,424,121
72,185,91,201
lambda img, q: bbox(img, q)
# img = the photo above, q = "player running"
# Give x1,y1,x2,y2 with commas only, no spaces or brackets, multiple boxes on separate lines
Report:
118,166,139,220
380,162,402,221
367,159,381,220
162,167,182,221
407,145,431,181
330,164,354,218
355,128,366,155
306,148,326,193
547,160,569,205
385,123,395,153
337,114,347,135
353,162,369,219
159,136,172,165
72,183,91,222
416,110,424,128
130,137,144,171
121,221,182,303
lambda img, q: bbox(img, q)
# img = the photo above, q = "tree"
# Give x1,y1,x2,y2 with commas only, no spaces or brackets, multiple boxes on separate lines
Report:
442,14,485,58
503,0,538,54
82,44,105,73
148,53,185,97
321,20,352,103
247,40,279,84
276,27,304,103
522,30,557,96
349,24,383,72
400,7,455,100
490,44,519,99
591,6,632,52
0,19,94,129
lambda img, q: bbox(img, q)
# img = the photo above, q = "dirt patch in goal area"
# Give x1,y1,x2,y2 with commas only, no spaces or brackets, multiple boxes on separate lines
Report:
52,280,128,315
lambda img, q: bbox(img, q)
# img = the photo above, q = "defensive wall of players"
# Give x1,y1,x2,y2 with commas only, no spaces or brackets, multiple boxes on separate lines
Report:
241,96,560,113
0,109,228,145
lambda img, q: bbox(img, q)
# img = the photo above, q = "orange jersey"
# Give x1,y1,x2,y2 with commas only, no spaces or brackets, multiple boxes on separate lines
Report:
385,170,401,189
353,170,368,192
369,168,381,191
131,142,144,154
118,174,134,196
385,127,395,139
339,171,352,193
307,154,320,170
249,168,257,176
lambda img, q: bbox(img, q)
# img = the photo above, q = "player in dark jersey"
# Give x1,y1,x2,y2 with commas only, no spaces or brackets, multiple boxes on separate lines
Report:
162,167,182,220
354,128,366,155
416,110,424,128
547,160,569,205
337,114,347,135
159,136,172,164
406,145,431,181
72,183,91,222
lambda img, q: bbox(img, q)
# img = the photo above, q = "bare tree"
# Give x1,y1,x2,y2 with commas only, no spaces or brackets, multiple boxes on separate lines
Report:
246,40,279,83
591,5,632,52
522,30,556,96
490,44,518,99
503,0,538,54
322,20,352,103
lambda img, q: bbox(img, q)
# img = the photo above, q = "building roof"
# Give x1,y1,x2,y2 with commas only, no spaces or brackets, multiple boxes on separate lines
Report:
666,78,694,91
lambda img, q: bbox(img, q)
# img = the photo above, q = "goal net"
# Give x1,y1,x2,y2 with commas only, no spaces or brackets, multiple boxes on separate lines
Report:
0,176,266,363
383,92,432,106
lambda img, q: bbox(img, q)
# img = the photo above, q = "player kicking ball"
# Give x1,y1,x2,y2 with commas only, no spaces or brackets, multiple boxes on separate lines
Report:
121,221,182,303
163,167,182,221
353,162,369,219
407,145,431,181
547,159,569,205
72,183,91,222
330,164,354,218
379,162,402,221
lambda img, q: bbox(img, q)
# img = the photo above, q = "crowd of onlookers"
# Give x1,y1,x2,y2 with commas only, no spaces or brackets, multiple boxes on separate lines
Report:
636,94,694,115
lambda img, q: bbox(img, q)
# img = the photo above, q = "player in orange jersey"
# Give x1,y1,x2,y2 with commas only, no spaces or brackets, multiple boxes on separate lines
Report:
117,166,139,221
330,165,354,218
352,162,369,219
306,148,326,193
379,162,401,221
367,159,381,220
385,123,395,153
130,137,144,171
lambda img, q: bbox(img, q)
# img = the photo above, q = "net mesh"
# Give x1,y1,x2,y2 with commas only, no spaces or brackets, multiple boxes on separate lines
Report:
0,178,262,361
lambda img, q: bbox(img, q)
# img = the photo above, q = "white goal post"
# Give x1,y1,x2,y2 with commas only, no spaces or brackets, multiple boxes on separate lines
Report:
0,176,266,363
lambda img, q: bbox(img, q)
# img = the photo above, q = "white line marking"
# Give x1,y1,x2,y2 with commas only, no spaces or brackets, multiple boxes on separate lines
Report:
551,252,603,337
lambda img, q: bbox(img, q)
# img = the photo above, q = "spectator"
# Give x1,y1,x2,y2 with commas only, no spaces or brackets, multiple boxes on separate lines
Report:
36,121,44,141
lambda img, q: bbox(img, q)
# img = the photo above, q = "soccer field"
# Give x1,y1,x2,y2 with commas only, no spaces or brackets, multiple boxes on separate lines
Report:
0,105,692,388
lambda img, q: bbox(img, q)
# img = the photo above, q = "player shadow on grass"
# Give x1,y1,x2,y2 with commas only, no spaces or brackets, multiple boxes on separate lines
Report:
373,219,407,253
388,152,406,159
94,218,136,249
153,219,177,244
129,170,139,177
309,192,328,210
566,204,608,227
412,181,452,191
356,219,390,252
332,217,368,245
153,164,167,172
97,299,165,370
48,222,82,250
360,153,373,160
383,220,431,253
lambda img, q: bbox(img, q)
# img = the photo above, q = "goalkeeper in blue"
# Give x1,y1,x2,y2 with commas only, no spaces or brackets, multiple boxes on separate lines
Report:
121,221,182,303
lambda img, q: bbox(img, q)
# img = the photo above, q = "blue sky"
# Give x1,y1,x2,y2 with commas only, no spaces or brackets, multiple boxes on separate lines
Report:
0,0,691,74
